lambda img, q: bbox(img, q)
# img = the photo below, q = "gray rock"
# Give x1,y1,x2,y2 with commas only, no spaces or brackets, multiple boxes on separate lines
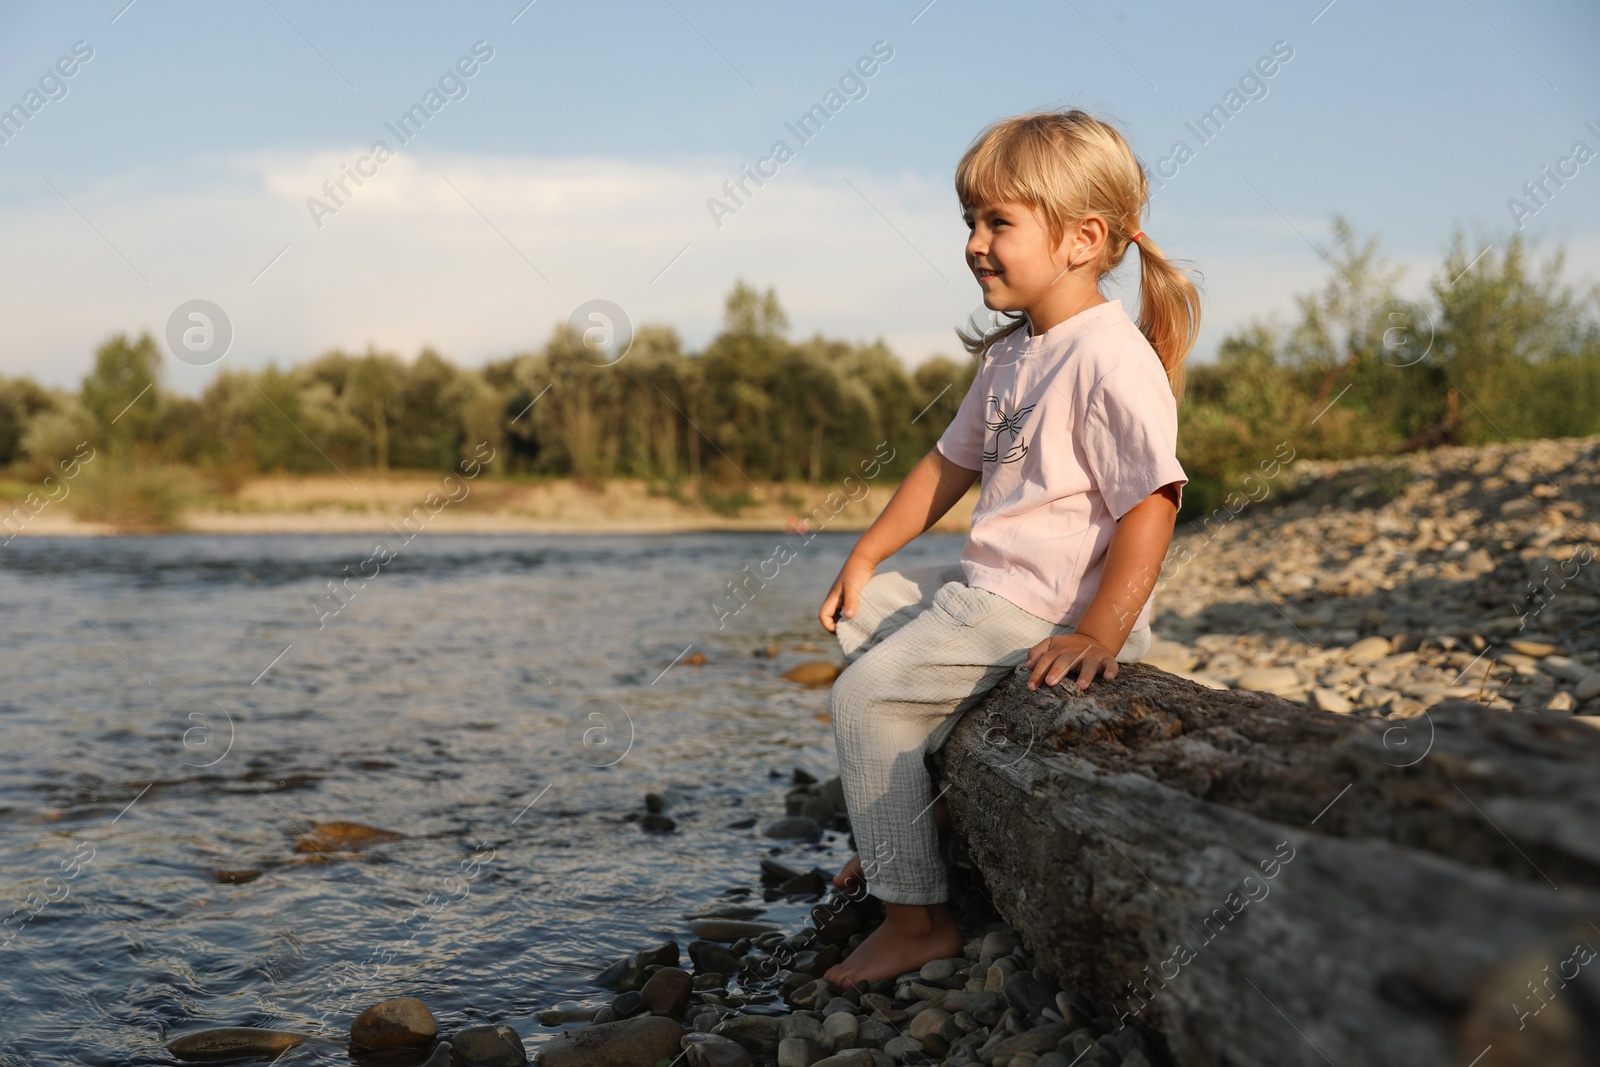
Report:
535,1016,683,1067
641,967,693,1015
995,1023,1069,1057
711,1013,784,1056
167,1028,309,1061
808,1052,874,1067
763,817,824,841
881,1036,924,1064
778,1036,829,1067
689,940,742,975
787,979,834,1009
919,958,962,982
612,991,646,1017
422,1042,454,1067
594,956,644,992
1003,971,1057,1020
980,929,1020,960
780,1012,828,1044
800,794,836,823
1055,993,1095,1030
689,919,781,943
857,1019,897,1048
450,1024,526,1066
351,997,438,1049
822,1010,858,1048
821,996,857,1017
941,990,1001,1015
637,941,680,968
681,1032,753,1067
536,1002,596,1026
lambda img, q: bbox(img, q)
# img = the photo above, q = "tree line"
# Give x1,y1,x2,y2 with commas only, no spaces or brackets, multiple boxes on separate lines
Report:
1,215,1596,523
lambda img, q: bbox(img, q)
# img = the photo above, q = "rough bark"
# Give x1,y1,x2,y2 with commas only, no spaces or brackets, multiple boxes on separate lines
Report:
931,663,1600,1067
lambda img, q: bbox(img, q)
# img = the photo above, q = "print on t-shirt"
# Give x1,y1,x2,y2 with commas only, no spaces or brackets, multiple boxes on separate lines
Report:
982,396,1034,464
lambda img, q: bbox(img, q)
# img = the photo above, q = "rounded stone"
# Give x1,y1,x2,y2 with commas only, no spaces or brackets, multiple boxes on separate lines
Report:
1234,666,1304,694
612,991,647,1017
167,1027,308,1061
450,1023,526,1066
688,919,781,943
783,661,843,687
351,997,438,1049
682,1032,754,1067
535,1016,684,1067
822,1010,859,1047
779,1036,828,1067
1346,636,1394,663
763,817,824,842
979,930,1020,960
907,1008,950,1042
1312,687,1352,714
641,967,693,1016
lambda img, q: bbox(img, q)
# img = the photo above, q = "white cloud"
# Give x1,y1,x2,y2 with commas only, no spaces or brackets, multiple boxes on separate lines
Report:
3,149,1595,395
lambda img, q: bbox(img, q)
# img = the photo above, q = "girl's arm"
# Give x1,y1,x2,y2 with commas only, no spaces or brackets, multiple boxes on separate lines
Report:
818,447,979,633
1024,481,1180,689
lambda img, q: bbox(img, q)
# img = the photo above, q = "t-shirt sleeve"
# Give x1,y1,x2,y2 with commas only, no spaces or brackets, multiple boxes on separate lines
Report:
1081,359,1188,520
935,368,987,471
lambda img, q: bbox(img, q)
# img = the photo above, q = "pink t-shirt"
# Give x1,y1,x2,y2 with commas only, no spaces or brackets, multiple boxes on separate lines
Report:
936,298,1187,631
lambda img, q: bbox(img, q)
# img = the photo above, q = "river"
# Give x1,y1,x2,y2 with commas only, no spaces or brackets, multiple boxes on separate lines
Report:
0,530,967,1065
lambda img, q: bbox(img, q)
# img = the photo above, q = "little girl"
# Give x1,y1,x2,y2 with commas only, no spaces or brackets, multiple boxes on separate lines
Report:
815,109,1200,988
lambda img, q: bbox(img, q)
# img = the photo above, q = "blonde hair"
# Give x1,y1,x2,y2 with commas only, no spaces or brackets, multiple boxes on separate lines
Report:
954,109,1201,401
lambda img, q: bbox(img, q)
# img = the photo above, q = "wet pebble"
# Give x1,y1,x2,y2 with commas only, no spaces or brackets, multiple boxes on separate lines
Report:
682,1032,753,1067
351,997,438,1049
450,1025,527,1067
763,816,823,842
534,1016,683,1067
167,1027,308,1061
641,967,693,1015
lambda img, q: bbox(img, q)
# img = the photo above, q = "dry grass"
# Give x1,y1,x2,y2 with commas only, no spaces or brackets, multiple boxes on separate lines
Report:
88,473,984,535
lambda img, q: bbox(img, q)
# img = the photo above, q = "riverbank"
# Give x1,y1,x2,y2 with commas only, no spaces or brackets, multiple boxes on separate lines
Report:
0,474,978,537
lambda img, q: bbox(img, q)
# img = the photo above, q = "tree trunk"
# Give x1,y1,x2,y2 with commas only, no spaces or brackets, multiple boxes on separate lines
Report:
931,664,1600,1067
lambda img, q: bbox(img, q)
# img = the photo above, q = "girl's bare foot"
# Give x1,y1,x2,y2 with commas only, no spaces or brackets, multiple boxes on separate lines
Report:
823,902,964,988
832,794,950,892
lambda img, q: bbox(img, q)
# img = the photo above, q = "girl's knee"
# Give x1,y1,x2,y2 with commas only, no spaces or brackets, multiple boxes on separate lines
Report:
829,658,893,742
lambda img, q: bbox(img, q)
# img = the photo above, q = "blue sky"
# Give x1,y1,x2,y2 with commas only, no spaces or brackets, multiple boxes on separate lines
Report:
1,0,1597,395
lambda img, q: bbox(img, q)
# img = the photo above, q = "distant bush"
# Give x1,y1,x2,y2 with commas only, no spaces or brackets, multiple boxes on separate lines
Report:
69,456,194,532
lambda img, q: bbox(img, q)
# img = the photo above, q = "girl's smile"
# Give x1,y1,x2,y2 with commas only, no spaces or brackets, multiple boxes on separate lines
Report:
963,198,1107,335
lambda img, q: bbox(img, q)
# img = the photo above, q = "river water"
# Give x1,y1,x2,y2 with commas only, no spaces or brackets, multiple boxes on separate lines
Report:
0,530,967,1065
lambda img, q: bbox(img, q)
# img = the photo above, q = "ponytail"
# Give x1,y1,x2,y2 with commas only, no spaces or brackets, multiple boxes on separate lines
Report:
1130,232,1202,403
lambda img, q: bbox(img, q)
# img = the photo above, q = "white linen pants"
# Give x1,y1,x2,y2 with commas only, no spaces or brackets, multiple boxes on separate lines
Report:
828,564,1151,905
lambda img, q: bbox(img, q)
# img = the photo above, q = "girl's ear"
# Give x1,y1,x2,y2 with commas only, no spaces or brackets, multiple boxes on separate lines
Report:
1068,214,1109,263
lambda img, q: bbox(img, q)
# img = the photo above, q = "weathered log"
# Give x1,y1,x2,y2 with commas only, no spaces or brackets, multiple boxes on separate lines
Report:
932,663,1600,1067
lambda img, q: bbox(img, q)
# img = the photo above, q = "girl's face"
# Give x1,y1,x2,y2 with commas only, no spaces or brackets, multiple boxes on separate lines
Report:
963,199,1070,314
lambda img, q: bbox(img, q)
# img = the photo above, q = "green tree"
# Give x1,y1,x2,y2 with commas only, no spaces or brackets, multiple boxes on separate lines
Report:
80,333,162,449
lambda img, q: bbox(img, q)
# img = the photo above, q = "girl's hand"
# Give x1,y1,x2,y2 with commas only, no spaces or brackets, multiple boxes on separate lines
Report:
819,555,876,634
1025,633,1118,691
